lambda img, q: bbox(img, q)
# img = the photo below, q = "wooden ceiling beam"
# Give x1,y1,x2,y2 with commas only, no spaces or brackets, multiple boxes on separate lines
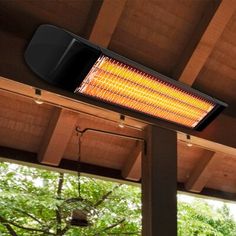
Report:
38,107,78,166
1,77,236,150
89,0,126,47
177,133,236,156
177,182,236,202
121,142,142,181
173,0,236,85
185,151,220,193
1,145,236,201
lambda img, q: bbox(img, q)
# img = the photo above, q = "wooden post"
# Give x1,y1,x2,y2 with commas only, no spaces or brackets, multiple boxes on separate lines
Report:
142,126,177,236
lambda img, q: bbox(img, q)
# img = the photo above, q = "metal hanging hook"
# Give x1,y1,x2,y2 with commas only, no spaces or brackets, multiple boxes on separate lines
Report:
76,129,82,199
75,126,147,155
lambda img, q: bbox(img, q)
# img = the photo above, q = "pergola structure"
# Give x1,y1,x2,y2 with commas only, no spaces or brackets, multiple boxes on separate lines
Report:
0,0,236,235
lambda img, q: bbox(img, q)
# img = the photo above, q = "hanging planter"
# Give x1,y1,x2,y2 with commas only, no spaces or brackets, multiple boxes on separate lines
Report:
70,209,90,227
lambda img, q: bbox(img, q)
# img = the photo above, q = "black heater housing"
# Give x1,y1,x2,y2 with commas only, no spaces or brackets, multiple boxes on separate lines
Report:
24,24,227,131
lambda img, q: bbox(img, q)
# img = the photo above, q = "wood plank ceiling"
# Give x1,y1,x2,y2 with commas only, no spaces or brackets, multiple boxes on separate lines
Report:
0,0,236,201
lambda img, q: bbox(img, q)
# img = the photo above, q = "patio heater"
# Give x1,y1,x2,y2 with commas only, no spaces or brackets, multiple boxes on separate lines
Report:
24,24,227,131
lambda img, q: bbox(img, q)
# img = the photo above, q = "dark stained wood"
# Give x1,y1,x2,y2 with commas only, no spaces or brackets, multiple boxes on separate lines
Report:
185,151,218,192
0,0,101,39
89,0,126,47
110,0,214,75
192,5,236,119
173,0,235,85
194,113,236,150
0,89,52,152
0,146,123,181
194,48,236,118
121,141,142,181
1,145,236,201
2,88,235,197
177,141,208,183
38,108,78,165
178,183,236,202
178,133,236,157
0,0,236,202
142,126,177,236
206,154,236,193
69,131,137,169
0,88,145,169
1,76,236,150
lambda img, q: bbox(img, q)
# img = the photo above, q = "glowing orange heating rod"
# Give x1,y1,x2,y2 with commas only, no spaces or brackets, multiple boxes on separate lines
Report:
25,25,227,130
75,56,215,128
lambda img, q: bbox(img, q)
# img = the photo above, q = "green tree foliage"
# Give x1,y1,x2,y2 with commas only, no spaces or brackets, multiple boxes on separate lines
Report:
0,161,236,236
178,200,236,236
0,162,141,235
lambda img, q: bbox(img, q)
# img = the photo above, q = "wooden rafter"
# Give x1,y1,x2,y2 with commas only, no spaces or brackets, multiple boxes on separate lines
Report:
174,0,236,85
89,0,126,47
121,141,142,181
89,0,138,182
38,107,78,166
175,1,236,191
185,151,220,193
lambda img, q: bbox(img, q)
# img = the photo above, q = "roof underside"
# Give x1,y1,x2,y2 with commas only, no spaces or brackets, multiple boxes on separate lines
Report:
0,0,236,201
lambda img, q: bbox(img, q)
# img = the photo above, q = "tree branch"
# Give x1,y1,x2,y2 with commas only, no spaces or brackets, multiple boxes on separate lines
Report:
5,224,18,236
56,172,64,235
1,202,44,226
103,218,126,231
61,224,70,235
13,208,43,225
0,215,55,235
0,216,18,236
95,218,126,235
94,184,122,208
56,210,62,235
57,172,64,198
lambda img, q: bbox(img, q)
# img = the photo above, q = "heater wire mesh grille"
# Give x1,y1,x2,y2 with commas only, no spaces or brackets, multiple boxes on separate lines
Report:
75,56,216,128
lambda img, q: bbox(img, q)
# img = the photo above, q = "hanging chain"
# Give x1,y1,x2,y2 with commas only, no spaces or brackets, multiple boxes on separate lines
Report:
77,130,82,199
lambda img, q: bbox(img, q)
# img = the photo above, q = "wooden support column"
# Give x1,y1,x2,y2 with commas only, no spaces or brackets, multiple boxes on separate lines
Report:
142,126,177,236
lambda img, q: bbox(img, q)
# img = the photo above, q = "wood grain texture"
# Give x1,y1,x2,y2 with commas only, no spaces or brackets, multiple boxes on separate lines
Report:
0,0,99,38
185,151,219,192
206,154,236,193
0,0,235,200
142,126,177,236
110,0,211,75
89,0,126,47
0,90,51,152
121,141,142,181
193,9,236,118
173,0,235,85
1,76,236,150
178,133,236,156
38,108,78,165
